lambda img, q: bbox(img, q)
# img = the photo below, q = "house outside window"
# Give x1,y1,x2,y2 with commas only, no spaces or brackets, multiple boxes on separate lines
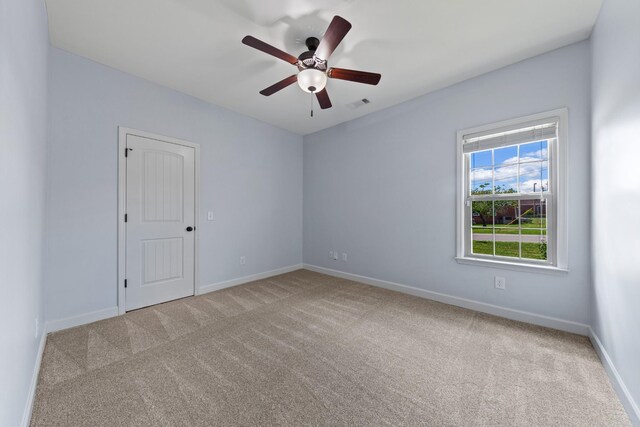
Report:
456,109,568,272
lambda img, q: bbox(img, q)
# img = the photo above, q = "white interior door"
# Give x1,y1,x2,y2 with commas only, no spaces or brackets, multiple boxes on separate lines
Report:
125,134,195,311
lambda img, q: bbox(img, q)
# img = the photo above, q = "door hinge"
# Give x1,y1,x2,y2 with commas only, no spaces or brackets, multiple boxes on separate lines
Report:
124,279,127,288
124,213,128,222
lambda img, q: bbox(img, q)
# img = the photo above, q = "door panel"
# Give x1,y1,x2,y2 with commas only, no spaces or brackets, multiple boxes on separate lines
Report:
126,134,195,311
142,238,183,284
142,151,183,222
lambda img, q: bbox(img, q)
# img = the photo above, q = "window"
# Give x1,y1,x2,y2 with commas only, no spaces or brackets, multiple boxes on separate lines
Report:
456,109,568,272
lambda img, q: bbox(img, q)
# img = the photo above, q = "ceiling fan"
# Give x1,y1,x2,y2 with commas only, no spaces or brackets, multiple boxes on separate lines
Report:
241,16,381,115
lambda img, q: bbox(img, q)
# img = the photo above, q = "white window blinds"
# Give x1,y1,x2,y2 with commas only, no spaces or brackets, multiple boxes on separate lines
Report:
462,117,559,153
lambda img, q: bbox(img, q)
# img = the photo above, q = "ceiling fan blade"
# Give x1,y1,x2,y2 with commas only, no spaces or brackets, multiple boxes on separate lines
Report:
328,67,381,85
259,75,298,96
315,89,332,109
242,36,299,65
314,16,352,61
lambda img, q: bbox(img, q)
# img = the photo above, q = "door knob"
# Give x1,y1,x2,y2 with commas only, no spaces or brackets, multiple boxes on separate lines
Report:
186,226,194,232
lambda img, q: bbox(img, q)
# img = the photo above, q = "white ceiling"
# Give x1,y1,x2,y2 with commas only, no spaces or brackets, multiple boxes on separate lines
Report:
46,0,602,135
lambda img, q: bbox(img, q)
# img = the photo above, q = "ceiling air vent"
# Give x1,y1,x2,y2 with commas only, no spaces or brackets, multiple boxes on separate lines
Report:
346,98,372,110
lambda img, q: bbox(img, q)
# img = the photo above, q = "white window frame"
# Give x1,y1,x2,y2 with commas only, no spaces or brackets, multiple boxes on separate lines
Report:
455,109,569,273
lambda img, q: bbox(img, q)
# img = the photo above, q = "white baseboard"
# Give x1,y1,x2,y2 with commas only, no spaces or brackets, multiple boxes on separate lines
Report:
198,263,303,295
589,328,640,426
303,264,590,336
43,265,304,333
45,306,119,334
21,331,46,427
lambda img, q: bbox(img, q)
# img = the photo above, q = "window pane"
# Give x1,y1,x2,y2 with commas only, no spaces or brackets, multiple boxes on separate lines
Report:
494,145,518,166
494,200,518,226
470,149,492,168
472,201,494,228
521,235,548,260
494,165,518,193
519,140,548,161
472,201,493,256
470,168,492,193
520,199,547,229
519,161,548,193
521,198,548,261
472,239,493,256
493,200,520,258
495,240,520,258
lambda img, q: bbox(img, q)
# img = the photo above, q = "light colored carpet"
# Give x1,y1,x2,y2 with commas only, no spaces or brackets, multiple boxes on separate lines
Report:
31,270,629,426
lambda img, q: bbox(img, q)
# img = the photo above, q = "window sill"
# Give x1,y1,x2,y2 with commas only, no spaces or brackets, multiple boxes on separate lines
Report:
455,256,568,275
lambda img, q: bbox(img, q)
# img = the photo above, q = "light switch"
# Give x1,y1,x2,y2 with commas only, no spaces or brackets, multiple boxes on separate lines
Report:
207,211,214,221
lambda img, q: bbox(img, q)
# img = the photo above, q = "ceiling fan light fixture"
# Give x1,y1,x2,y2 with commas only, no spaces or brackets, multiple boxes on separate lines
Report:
297,69,327,93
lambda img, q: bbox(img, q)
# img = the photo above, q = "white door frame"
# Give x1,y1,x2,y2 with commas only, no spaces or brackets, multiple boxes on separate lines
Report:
117,127,200,315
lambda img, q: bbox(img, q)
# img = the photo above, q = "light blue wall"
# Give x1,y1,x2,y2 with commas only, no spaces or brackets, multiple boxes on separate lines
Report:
46,48,303,322
591,0,640,423
0,0,49,425
304,41,592,324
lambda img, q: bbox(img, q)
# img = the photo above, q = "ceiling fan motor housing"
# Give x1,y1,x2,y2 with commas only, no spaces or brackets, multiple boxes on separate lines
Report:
297,50,327,72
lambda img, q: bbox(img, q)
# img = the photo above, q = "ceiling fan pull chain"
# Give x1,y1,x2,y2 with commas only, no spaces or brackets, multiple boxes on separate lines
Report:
310,92,314,117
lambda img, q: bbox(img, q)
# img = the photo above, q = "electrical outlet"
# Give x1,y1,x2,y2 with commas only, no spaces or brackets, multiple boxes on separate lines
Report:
329,250,334,259
207,211,214,221
240,256,246,265
495,276,506,290
342,252,347,262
